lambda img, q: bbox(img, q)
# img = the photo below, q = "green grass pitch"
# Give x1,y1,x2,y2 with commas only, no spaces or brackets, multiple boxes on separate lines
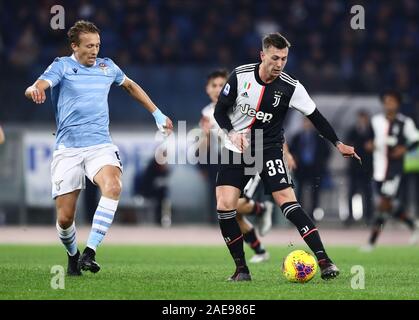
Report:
1,245,418,300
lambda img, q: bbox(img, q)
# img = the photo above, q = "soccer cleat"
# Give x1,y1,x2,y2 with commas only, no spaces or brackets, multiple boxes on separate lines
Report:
78,247,101,273
67,250,82,276
318,260,340,280
258,201,274,236
249,252,270,263
227,267,252,281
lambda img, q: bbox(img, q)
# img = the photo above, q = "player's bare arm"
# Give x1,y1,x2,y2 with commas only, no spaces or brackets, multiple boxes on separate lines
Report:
24,79,50,104
199,116,212,134
121,77,173,134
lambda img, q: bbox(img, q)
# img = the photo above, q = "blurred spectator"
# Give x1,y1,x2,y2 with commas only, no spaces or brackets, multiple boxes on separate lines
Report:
197,69,229,224
133,157,171,227
345,110,374,225
290,118,331,218
0,125,5,144
0,0,418,120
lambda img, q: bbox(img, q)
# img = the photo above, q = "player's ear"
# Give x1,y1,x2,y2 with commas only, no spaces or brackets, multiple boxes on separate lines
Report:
260,50,265,61
70,42,78,52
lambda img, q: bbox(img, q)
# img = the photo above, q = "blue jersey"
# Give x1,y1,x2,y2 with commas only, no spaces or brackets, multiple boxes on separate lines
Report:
39,54,126,149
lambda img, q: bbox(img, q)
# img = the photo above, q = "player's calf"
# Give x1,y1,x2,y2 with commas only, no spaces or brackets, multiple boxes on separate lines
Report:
280,201,339,279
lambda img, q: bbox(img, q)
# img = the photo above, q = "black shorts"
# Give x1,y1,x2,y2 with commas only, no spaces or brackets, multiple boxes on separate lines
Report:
375,175,402,199
216,146,293,194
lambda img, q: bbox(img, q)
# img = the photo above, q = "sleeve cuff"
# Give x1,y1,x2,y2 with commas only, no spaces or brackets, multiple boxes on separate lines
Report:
117,75,127,86
39,78,53,88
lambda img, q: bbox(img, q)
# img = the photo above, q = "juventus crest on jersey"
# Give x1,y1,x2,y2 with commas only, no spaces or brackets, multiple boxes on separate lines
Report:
217,63,316,153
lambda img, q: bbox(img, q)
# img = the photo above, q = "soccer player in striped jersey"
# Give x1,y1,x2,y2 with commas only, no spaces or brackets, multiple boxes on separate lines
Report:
363,90,419,251
214,33,360,281
25,20,173,276
200,70,296,263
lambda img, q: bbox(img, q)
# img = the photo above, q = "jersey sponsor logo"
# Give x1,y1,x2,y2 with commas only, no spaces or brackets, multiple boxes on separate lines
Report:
72,68,78,74
223,83,230,96
240,104,273,123
273,91,282,107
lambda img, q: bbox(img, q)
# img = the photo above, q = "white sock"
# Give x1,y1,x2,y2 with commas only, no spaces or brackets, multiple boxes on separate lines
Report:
57,221,78,256
86,197,118,251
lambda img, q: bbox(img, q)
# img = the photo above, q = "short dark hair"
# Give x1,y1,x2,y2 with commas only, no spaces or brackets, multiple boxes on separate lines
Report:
67,20,100,45
206,69,229,84
262,33,291,50
380,89,402,105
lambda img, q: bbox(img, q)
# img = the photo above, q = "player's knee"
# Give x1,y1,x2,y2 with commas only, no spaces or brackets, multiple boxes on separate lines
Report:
102,180,122,198
216,198,236,211
57,215,74,229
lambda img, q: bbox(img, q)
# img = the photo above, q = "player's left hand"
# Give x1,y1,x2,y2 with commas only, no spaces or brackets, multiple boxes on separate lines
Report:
160,117,173,136
153,108,173,136
336,142,362,164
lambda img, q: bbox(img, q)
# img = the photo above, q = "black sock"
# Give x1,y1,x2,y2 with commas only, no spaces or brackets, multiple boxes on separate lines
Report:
217,209,247,270
369,214,387,244
243,228,266,254
250,201,265,217
281,202,330,263
393,207,415,230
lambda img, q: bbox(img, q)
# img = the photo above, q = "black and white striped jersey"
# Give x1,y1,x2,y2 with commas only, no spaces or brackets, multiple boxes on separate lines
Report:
371,113,419,181
216,63,316,153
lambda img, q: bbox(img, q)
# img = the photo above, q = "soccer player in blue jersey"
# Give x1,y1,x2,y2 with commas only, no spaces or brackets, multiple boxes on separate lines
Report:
25,20,173,276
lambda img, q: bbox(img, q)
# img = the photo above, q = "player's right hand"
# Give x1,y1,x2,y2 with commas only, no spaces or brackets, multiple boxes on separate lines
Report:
29,87,46,104
336,142,362,164
228,130,249,152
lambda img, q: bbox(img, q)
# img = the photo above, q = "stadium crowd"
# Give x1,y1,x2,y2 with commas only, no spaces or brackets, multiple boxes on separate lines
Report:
1,0,418,102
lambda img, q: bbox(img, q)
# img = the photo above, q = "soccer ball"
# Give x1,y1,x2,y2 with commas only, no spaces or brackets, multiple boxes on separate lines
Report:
282,249,318,283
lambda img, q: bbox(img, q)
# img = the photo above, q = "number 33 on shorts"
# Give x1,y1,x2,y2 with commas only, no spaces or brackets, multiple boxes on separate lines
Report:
266,159,285,176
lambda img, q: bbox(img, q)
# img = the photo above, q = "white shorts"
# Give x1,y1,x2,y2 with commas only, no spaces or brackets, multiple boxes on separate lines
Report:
51,143,123,199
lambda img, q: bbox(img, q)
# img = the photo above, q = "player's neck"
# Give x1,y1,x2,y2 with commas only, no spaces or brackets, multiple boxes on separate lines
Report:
258,65,276,84
385,112,397,121
72,53,95,67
